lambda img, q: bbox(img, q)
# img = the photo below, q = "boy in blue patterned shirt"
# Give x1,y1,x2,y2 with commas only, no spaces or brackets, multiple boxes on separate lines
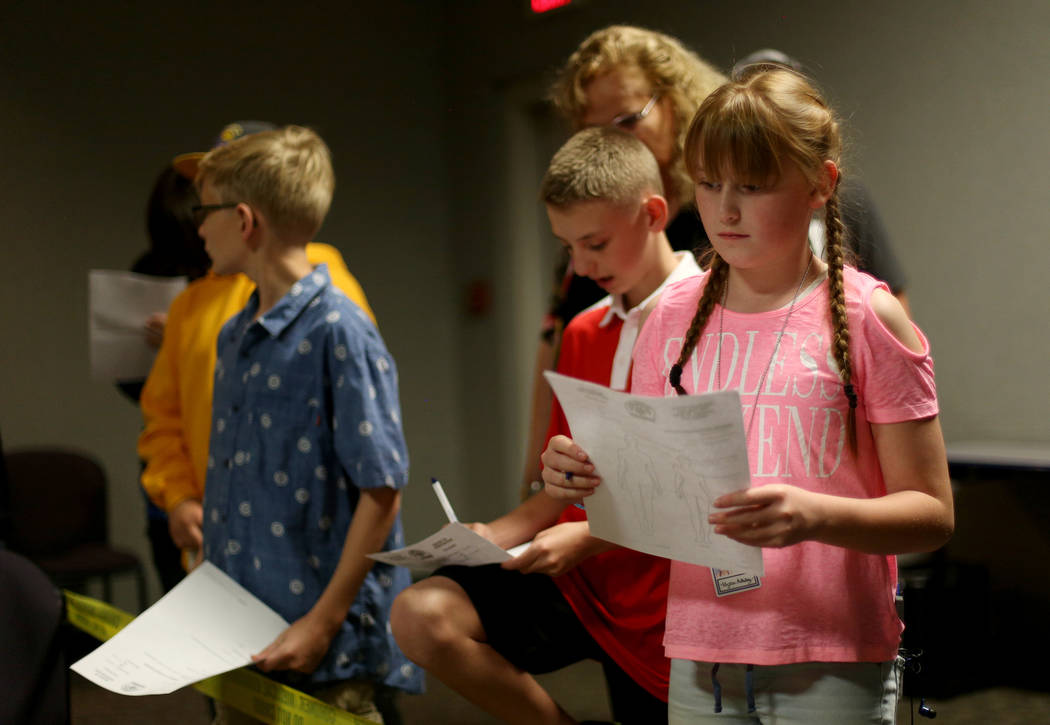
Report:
195,125,421,723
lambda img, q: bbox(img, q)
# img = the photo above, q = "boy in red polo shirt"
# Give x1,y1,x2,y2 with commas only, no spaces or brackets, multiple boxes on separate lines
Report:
391,127,701,725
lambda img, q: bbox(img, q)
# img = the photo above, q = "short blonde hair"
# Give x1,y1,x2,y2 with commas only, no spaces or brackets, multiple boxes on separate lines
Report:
549,25,726,209
196,125,334,241
540,126,662,208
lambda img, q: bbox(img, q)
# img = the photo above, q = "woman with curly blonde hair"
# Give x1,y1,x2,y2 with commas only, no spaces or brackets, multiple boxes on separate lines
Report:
550,25,726,221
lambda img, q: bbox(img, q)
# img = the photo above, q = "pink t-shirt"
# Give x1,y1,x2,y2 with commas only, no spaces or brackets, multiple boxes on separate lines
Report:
631,266,937,665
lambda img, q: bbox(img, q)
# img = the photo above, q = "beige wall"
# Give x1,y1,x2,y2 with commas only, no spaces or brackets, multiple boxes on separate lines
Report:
2,0,1047,608
444,0,1050,519
0,3,463,605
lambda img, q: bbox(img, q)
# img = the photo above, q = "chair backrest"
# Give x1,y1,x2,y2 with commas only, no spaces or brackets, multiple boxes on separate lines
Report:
4,448,108,557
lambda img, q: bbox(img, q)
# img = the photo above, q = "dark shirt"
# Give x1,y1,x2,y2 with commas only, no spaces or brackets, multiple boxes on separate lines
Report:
0,431,9,546
839,178,907,294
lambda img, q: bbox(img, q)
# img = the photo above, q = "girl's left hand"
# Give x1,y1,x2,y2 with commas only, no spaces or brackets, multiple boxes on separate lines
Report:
251,612,335,674
709,484,818,548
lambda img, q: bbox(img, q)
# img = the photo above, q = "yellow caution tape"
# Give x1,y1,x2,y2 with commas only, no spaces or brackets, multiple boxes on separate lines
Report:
64,590,376,725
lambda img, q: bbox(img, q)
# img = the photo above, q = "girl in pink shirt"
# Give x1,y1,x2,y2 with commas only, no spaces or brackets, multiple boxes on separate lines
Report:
542,66,954,723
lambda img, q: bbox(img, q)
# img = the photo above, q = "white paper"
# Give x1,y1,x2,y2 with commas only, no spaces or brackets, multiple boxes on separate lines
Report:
368,523,528,572
88,269,187,381
544,371,763,576
70,562,289,696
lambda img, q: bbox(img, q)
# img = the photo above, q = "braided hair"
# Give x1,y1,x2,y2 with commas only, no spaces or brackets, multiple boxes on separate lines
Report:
670,66,859,451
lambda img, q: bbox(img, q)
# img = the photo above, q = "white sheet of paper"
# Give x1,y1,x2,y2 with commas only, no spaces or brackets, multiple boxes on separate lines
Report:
70,562,289,696
368,523,528,571
88,269,187,381
544,371,764,576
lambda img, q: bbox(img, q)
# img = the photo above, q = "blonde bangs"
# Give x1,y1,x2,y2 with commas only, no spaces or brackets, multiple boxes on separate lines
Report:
685,86,795,186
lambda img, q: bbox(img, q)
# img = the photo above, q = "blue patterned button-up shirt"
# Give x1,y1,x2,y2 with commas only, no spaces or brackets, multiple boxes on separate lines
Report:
203,264,422,692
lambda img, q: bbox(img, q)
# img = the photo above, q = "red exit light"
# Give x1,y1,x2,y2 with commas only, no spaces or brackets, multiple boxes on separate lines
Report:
532,0,572,12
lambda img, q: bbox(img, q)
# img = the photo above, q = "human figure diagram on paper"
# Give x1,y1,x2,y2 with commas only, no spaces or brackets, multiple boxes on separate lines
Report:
617,433,663,534
671,454,715,545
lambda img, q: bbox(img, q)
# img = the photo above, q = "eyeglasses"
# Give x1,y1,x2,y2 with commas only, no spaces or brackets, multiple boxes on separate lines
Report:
611,95,659,129
192,202,238,226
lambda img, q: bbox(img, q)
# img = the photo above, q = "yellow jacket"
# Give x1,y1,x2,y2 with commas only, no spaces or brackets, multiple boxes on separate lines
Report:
137,243,374,512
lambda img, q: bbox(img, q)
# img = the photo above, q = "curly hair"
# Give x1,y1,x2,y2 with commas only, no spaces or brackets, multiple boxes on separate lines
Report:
549,25,726,211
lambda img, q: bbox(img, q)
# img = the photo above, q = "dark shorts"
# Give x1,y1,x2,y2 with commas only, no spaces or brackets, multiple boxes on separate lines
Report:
435,564,667,724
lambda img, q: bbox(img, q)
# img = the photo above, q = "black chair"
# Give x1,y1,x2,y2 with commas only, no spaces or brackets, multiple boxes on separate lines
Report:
5,447,147,612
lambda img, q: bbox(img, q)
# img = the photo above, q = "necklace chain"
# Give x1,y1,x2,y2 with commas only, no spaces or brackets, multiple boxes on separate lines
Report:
716,254,815,439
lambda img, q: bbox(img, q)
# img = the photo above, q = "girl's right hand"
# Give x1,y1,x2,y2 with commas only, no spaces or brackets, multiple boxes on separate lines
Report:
541,435,600,501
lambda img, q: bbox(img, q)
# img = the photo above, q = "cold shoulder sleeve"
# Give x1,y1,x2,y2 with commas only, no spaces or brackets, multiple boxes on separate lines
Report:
850,270,937,425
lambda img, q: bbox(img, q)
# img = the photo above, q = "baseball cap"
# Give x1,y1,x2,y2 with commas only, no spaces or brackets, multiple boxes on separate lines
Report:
731,48,804,79
172,120,277,180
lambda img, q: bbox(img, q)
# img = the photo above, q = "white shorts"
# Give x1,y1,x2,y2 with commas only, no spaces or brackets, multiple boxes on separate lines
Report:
669,658,900,724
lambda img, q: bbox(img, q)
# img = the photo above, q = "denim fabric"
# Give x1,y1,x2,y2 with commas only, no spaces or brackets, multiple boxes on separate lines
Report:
203,264,421,693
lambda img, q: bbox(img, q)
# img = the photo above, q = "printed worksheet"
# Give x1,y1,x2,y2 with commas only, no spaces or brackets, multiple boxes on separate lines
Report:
545,371,763,576
368,523,529,571
88,269,187,380
71,562,288,696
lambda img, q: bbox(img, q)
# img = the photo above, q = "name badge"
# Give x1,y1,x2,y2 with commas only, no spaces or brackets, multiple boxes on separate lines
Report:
711,568,762,597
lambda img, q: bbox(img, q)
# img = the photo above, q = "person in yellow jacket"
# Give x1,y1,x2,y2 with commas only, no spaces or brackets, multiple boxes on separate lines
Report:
137,121,375,572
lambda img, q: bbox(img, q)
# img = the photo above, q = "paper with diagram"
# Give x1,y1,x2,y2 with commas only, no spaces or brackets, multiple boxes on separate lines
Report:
544,371,763,576
368,522,529,572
